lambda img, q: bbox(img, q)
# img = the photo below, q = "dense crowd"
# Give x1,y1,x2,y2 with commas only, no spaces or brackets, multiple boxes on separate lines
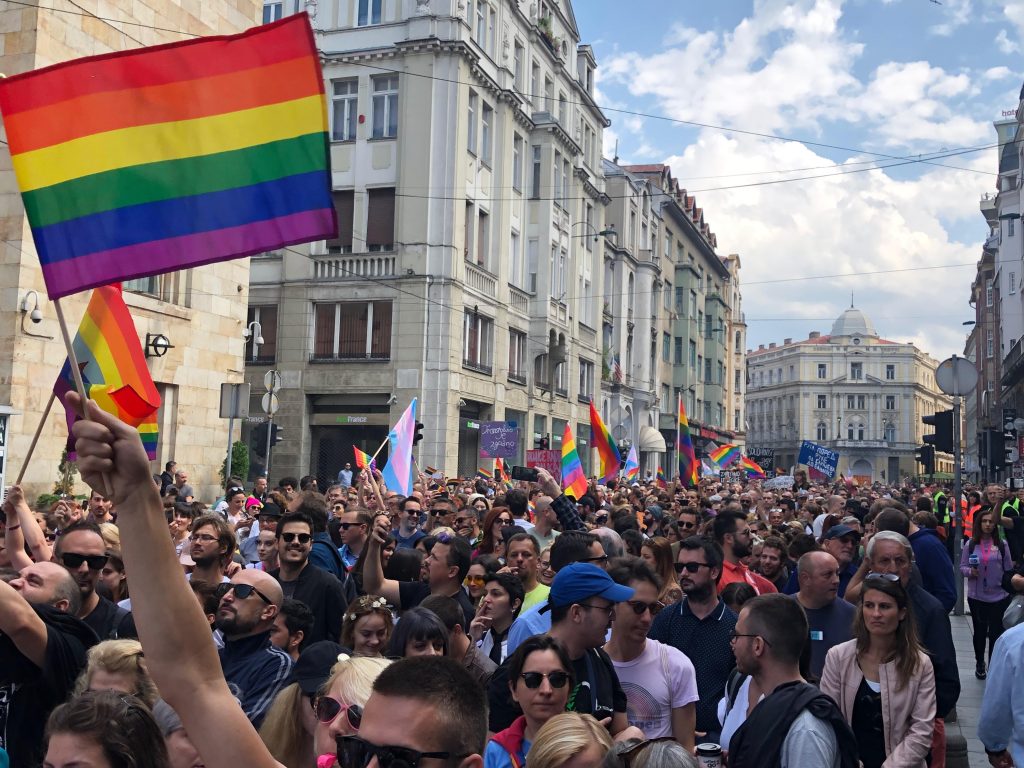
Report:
3,398,1024,767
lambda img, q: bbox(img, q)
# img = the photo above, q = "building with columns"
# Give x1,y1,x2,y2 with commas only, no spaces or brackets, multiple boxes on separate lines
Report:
745,306,953,482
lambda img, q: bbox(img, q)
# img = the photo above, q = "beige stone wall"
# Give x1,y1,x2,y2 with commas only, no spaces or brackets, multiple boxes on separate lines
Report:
0,0,261,503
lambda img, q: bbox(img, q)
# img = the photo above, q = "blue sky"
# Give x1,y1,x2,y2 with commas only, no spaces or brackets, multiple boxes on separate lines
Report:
572,0,1024,360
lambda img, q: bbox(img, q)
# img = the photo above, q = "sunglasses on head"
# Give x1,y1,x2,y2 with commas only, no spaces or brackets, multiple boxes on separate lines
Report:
215,582,273,604
520,671,570,689
336,735,455,768
865,572,900,582
60,552,109,570
314,696,362,728
281,532,312,544
674,561,710,574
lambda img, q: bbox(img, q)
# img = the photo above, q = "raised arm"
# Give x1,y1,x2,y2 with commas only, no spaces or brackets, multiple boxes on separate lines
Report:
0,578,48,668
69,393,280,768
361,521,402,604
3,485,51,565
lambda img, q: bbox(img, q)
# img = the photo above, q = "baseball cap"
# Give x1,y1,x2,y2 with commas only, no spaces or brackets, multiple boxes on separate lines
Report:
291,641,347,695
541,563,635,612
823,524,860,541
259,501,283,519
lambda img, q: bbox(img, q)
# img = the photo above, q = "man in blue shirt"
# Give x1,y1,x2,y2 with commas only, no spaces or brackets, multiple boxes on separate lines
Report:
978,622,1024,768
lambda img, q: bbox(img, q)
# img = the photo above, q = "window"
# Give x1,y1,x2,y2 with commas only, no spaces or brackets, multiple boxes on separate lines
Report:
885,364,895,380
697,356,703,382
313,301,392,360
847,395,855,409
530,145,542,199
884,423,896,442
558,93,567,125
463,312,494,373
366,188,395,251
856,395,865,409
689,291,697,318
553,150,563,207
245,306,277,363
579,359,595,399
663,333,671,363
850,362,862,380
531,63,541,111
675,287,684,313
788,365,794,381
357,0,382,25
476,209,490,268
509,230,524,289
544,76,554,112
986,280,994,307
987,329,994,358
467,91,478,154
475,0,487,44
584,203,594,252
688,340,696,367
817,394,827,409
1011,218,1016,237
331,79,358,141
664,281,673,311
817,422,827,441
735,369,741,390
1012,271,1019,295
464,202,475,262
263,1,282,23
885,395,896,410
326,190,354,253
527,238,538,293
817,363,827,379
512,134,524,192
481,103,493,165
371,76,398,138
513,42,524,91
508,330,527,383
562,156,570,204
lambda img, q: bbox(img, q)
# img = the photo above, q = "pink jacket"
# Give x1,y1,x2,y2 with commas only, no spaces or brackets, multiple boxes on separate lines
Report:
819,639,935,768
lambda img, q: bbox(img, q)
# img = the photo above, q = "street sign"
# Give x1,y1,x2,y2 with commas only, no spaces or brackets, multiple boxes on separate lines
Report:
218,383,250,419
264,369,282,393
935,356,978,396
261,392,280,415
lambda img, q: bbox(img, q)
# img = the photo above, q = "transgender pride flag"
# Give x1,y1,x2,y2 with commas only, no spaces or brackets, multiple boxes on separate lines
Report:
382,398,417,496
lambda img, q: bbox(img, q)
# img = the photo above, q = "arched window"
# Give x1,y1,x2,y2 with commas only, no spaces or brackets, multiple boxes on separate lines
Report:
817,422,827,441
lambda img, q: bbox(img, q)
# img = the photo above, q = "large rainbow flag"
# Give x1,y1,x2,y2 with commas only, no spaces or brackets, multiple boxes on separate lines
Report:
677,395,699,488
710,444,742,468
739,455,767,479
588,400,621,481
55,285,160,460
0,15,336,299
560,424,589,500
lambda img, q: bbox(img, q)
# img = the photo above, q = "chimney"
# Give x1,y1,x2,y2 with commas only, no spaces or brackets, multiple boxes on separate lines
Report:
769,342,776,349
784,338,792,345
758,344,765,351
809,331,820,339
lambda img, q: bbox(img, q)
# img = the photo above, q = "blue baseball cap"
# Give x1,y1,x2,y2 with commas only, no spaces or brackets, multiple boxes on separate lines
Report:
542,562,635,612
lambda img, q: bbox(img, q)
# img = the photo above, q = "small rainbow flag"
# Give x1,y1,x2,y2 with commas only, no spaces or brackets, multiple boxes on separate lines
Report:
561,424,589,499
589,400,621,482
382,398,417,496
677,396,699,488
0,15,336,299
623,445,640,481
55,284,160,460
656,467,668,489
476,468,493,479
710,444,742,468
740,456,767,479
353,446,376,471
495,458,513,488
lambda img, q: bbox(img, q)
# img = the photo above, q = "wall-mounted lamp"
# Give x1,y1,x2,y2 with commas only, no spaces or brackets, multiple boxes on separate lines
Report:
145,333,174,358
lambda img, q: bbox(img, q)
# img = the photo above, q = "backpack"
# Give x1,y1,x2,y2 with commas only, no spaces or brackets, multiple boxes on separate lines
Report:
724,666,748,714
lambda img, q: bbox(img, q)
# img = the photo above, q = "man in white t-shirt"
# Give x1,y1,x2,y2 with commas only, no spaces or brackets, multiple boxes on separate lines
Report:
604,558,698,748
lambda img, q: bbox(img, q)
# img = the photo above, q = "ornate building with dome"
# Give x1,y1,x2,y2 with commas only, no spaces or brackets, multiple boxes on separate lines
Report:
744,307,953,482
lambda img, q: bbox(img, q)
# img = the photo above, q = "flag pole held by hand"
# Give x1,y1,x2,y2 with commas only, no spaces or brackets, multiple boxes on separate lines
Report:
15,391,55,485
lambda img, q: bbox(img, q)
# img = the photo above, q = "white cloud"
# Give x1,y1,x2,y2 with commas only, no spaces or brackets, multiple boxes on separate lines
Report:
983,65,1014,80
930,0,973,35
996,29,1019,53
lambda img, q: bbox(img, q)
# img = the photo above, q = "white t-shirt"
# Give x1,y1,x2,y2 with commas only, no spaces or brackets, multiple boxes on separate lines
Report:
718,676,763,752
812,513,828,539
608,640,698,738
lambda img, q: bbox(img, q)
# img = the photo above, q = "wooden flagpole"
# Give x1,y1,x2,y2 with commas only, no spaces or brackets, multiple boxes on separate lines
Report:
370,435,390,461
15,392,56,485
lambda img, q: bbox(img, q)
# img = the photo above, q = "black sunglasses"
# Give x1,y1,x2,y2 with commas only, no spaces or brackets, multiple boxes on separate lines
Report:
215,582,273,604
314,696,362,728
583,554,609,564
520,671,570,689
281,532,312,544
339,522,364,530
336,735,455,768
674,561,710,574
625,600,665,616
61,552,109,570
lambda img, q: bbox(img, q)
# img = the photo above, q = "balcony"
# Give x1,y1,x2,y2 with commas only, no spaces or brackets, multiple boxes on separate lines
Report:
509,285,531,314
463,358,493,376
313,252,396,280
981,192,997,216
832,439,891,449
508,371,527,386
465,262,497,298
309,351,390,363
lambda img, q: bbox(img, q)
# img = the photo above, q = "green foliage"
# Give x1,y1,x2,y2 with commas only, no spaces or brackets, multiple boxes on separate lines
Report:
53,447,77,496
220,441,250,485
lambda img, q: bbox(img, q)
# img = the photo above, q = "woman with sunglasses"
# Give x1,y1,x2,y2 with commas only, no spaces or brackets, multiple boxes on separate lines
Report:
341,595,394,657
640,537,682,605
819,576,936,768
475,507,514,558
312,654,392,768
485,635,574,768
465,555,500,604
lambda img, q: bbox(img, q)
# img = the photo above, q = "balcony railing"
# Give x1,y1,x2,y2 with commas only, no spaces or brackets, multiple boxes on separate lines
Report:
313,252,396,279
465,262,497,297
509,285,531,314
508,371,527,385
309,351,391,362
463,358,493,375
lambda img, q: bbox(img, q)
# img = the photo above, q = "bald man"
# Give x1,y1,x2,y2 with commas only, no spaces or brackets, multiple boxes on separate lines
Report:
794,551,854,680
214,568,292,727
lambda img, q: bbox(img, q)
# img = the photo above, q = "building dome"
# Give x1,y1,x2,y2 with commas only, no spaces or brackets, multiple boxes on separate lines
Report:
830,306,876,338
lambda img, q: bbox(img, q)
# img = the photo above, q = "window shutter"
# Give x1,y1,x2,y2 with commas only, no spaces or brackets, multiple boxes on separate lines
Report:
327,191,354,250
366,188,395,248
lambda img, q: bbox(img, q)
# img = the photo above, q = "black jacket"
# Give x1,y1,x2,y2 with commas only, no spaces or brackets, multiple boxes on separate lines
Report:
908,583,960,718
271,562,348,644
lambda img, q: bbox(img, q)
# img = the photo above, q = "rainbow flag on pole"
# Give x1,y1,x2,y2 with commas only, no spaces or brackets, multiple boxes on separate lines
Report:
710,444,742,468
54,284,161,460
623,445,640,481
739,455,767,479
0,15,336,299
353,446,376,471
677,395,699,488
382,398,417,496
560,424,589,499
656,467,668,489
495,458,513,489
589,400,621,481
476,468,493,479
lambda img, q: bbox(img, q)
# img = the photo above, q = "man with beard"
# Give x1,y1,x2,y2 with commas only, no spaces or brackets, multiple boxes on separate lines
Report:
756,535,790,593
0,561,97,766
269,511,347,644
453,505,481,544
648,536,737,741
54,520,136,639
188,514,236,584
86,489,114,524
714,510,777,595
506,532,549,611
215,569,292,728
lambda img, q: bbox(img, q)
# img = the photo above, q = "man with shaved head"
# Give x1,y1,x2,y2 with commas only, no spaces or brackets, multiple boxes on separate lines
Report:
793,551,853,680
215,564,292,727
1,561,98,765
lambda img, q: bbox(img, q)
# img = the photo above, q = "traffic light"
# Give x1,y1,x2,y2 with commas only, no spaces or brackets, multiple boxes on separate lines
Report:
414,422,425,445
988,429,1007,472
915,445,935,475
251,424,268,457
922,410,954,453
269,423,283,447
535,434,550,450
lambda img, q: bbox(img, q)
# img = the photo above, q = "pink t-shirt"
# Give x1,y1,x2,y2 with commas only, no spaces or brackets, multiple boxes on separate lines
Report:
608,639,699,738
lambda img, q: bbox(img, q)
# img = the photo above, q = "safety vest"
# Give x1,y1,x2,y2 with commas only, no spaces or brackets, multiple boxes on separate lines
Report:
933,491,949,524
963,503,980,533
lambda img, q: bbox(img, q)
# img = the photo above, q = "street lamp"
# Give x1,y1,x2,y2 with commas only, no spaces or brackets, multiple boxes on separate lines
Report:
571,221,618,243
836,415,842,440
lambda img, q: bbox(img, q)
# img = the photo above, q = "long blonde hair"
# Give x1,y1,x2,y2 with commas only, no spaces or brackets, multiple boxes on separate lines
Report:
529,713,614,768
72,639,158,708
258,682,308,768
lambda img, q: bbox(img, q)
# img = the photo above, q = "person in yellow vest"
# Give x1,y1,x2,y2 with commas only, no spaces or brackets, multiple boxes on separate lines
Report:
999,486,1024,561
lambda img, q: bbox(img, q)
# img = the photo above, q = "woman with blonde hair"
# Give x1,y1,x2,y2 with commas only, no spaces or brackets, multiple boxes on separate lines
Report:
340,594,394,657
73,638,159,708
640,536,681,604
312,653,392,768
528,713,614,768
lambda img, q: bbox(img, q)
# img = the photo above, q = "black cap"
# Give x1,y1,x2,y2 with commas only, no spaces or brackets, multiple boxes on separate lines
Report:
259,502,283,519
291,641,346,695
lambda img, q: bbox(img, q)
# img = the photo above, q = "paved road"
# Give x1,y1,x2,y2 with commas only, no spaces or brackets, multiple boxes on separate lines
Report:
946,612,991,768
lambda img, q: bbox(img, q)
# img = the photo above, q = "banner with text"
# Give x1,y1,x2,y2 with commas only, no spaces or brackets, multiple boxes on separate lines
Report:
798,440,839,478
479,421,520,458
745,447,775,475
526,449,561,482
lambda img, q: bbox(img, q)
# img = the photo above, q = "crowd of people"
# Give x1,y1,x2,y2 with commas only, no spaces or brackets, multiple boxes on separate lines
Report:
3,397,1024,767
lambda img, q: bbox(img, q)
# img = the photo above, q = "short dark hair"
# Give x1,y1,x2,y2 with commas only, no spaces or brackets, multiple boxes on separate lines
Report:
677,535,724,572
299,475,318,491
485,572,526,618
372,657,487,757
279,598,315,646
507,635,574,692
760,535,786,555
875,508,911,538
506,532,540,555
437,534,472,582
190,515,238,562
712,510,746,544
505,489,528,517
294,492,329,532
419,595,467,634
742,593,808,665
276,511,314,538
189,579,220,617
607,556,662,592
46,691,170,768
386,606,449,658
400,496,422,512
549,530,599,572
278,476,299,489
53,520,104,554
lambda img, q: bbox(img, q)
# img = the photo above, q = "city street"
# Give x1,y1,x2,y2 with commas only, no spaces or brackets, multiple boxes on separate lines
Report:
948,613,995,768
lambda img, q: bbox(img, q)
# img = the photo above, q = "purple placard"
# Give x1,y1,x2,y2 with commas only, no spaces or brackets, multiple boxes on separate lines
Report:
479,421,519,459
